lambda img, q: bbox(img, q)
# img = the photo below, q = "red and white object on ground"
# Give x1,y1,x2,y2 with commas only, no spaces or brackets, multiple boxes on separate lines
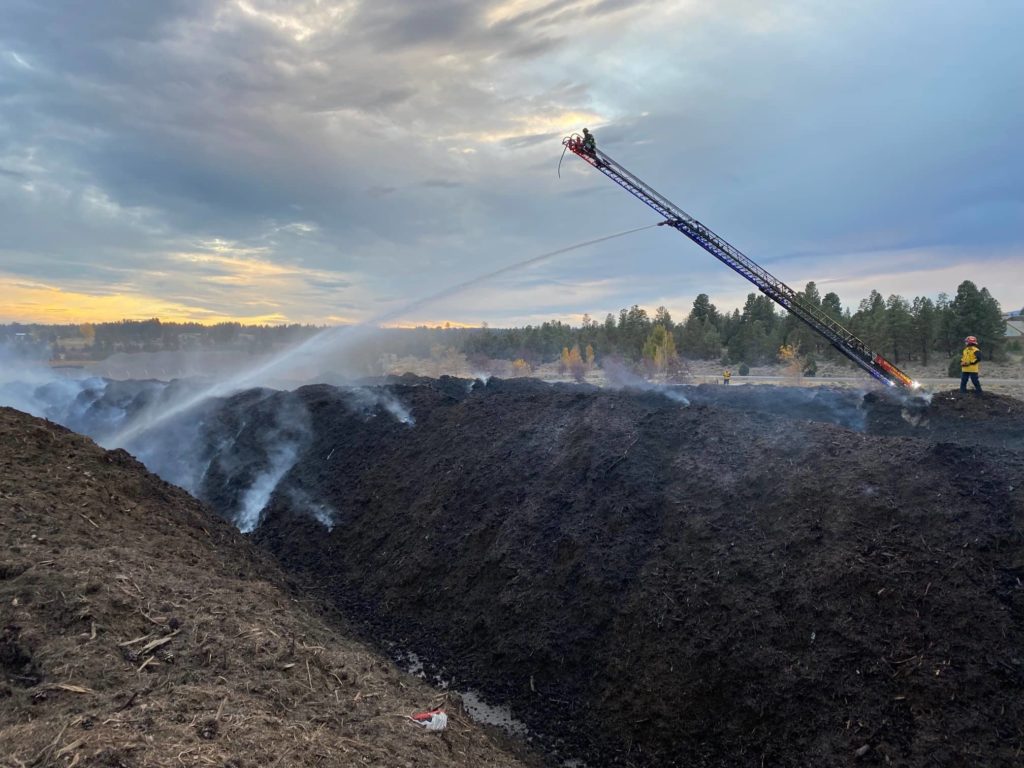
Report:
410,708,448,731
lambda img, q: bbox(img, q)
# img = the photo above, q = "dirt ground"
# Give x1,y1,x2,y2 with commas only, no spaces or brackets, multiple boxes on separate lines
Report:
240,379,1024,767
0,406,535,768
385,352,1024,399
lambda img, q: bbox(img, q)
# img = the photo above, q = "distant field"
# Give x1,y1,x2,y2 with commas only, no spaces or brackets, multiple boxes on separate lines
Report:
44,347,1024,399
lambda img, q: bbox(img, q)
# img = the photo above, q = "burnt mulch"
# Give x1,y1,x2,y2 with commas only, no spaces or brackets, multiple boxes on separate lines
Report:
248,381,1024,767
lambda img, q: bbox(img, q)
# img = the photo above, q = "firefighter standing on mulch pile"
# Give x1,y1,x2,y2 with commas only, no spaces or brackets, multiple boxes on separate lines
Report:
960,335,983,395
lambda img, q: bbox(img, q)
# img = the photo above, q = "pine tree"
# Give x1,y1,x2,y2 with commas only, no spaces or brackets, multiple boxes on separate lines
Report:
690,293,720,325
884,295,914,364
911,296,936,365
951,281,1006,358
654,306,674,330
822,292,843,320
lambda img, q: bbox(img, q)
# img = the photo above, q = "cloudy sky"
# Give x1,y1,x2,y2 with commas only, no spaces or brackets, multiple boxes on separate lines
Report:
1,0,1022,326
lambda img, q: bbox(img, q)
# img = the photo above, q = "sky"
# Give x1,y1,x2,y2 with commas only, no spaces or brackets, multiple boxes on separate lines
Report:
1,0,1022,327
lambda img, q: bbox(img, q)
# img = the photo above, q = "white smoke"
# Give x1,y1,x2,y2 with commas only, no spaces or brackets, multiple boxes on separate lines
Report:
236,439,302,533
0,348,313,532
341,386,415,426
198,389,312,531
0,349,133,440
285,486,337,531
600,359,691,406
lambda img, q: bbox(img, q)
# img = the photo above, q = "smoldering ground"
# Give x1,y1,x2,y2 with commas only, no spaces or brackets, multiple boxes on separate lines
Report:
249,376,1024,767
0,346,422,532
4,352,1024,765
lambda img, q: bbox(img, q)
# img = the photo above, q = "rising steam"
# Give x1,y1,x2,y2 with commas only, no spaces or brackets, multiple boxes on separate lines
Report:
601,359,691,406
0,223,658,533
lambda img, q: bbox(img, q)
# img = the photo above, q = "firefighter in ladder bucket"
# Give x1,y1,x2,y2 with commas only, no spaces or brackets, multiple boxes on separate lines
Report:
581,128,596,154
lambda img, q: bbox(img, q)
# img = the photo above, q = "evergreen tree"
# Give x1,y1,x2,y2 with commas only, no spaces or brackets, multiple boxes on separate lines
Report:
653,306,674,330
884,294,914,363
789,281,824,355
852,290,887,351
950,281,1006,358
911,296,936,365
690,294,720,325
935,292,957,356
821,292,843,321
618,305,652,360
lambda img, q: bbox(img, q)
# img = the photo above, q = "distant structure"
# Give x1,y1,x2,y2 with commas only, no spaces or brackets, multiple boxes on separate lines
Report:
1004,310,1024,339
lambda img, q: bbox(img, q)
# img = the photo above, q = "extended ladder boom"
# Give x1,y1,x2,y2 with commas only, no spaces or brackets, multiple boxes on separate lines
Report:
563,134,917,389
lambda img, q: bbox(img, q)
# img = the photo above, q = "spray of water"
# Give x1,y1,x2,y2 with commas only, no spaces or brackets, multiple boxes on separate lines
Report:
105,224,658,447
1,225,659,532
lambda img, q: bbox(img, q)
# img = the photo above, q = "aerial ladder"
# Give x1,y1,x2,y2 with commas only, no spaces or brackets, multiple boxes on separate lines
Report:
563,132,919,390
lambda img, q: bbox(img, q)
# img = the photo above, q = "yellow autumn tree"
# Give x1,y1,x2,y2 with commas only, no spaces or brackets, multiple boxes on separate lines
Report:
512,358,532,376
558,346,570,375
642,325,679,377
566,344,586,382
778,344,803,381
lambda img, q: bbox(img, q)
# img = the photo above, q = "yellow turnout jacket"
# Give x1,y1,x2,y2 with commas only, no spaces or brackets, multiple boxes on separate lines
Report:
960,345,980,373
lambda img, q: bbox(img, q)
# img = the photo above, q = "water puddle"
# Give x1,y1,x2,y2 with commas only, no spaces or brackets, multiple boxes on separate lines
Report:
398,652,531,739
459,689,529,738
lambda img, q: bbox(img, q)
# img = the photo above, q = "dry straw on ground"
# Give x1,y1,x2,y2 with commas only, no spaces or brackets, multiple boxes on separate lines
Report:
0,407,533,768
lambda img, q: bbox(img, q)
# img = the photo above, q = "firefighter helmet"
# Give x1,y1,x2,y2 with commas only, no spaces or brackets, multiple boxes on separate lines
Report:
964,335,978,345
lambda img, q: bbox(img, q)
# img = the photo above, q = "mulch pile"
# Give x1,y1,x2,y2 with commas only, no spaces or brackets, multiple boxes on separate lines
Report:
0,406,534,768
245,380,1024,767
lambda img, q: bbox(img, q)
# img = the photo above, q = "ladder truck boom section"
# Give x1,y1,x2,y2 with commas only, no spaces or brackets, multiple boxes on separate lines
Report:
563,133,918,390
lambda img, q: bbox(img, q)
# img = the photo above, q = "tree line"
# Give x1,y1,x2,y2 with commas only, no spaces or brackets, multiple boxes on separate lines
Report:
2,280,1014,373
463,280,1012,370
1,319,325,360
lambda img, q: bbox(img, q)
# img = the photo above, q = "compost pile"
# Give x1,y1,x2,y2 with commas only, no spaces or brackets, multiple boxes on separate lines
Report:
242,379,1024,767
0,406,532,768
